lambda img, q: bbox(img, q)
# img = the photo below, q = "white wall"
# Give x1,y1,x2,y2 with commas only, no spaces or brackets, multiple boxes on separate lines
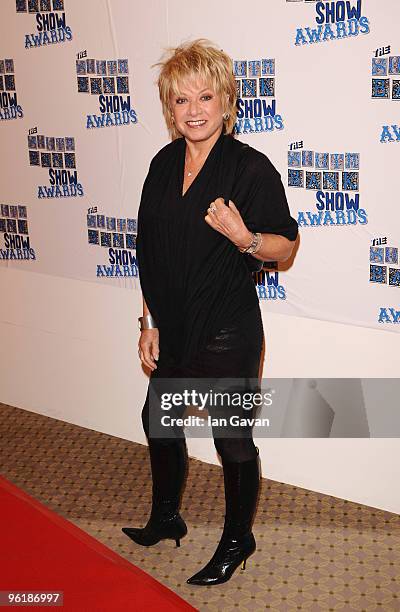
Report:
1,265,399,514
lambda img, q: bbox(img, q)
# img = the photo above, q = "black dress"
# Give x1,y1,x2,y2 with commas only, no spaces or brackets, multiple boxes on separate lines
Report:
136,130,298,371
137,131,298,448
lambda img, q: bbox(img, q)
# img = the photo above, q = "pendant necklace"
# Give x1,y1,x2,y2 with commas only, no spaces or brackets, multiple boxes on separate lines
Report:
185,155,204,178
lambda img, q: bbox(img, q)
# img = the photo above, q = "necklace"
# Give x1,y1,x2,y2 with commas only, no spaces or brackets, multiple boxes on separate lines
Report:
185,154,206,178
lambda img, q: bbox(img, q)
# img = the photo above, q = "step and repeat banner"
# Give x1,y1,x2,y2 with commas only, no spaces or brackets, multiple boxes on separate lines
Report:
1,0,399,332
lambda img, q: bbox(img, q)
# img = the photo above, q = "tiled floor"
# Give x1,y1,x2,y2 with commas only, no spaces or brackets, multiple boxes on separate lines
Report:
1,402,399,611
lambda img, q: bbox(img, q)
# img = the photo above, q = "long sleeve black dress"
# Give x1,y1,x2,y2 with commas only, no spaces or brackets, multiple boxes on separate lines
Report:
127,131,298,563
136,130,298,372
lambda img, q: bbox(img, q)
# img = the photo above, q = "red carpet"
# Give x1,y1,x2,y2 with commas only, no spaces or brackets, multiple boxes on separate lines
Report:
0,476,196,611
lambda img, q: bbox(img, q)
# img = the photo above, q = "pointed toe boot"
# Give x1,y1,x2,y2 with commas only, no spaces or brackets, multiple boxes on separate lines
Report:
122,438,188,548
186,452,260,586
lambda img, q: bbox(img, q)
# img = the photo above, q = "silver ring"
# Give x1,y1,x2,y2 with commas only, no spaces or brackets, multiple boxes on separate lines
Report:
209,202,217,214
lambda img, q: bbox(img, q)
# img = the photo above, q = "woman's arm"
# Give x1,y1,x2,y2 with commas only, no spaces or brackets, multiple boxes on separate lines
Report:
205,198,296,263
138,295,159,371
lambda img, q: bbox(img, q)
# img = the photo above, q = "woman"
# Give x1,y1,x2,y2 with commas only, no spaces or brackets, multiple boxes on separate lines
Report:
122,39,298,586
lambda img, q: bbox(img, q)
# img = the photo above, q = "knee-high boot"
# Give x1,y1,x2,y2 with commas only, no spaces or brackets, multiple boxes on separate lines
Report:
122,438,188,547
186,451,260,585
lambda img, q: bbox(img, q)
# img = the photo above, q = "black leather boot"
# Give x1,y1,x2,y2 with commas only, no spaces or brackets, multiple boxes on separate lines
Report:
186,451,260,585
122,438,188,547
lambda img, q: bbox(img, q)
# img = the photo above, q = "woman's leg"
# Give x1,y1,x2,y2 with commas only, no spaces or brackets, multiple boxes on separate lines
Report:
122,362,189,547
142,384,188,522
186,432,260,584
186,306,263,585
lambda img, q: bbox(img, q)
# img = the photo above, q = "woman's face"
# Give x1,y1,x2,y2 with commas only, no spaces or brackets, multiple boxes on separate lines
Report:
169,77,226,145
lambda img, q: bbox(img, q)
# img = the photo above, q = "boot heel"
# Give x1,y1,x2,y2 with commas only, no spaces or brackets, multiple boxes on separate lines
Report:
175,538,181,547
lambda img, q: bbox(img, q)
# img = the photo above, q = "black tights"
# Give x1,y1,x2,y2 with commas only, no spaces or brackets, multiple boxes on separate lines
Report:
141,306,264,465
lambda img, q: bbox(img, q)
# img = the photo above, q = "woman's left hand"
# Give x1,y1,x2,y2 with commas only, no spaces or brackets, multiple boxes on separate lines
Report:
205,198,252,249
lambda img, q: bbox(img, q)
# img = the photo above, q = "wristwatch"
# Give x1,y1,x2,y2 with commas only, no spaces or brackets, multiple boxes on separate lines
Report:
138,314,157,331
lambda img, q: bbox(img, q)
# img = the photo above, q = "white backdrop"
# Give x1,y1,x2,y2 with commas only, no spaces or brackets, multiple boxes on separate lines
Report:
1,0,399,330
1,0,400,513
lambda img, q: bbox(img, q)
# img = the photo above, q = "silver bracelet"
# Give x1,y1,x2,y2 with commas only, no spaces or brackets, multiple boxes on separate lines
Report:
138,314,157,331
250,232,263,255
239,233,256,253
239,232,262,255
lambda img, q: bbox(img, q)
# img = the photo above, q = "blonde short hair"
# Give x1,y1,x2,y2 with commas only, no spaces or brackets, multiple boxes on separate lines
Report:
154,39,237,140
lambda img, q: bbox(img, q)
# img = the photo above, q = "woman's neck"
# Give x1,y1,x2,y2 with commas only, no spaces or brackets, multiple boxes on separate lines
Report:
184,127,223,163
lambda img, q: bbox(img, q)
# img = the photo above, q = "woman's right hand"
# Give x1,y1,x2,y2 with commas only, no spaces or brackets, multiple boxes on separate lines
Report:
138,328,159,371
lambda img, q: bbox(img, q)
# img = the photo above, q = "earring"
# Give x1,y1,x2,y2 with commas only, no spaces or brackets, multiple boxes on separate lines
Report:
170,115,175,123
222,112,229,121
